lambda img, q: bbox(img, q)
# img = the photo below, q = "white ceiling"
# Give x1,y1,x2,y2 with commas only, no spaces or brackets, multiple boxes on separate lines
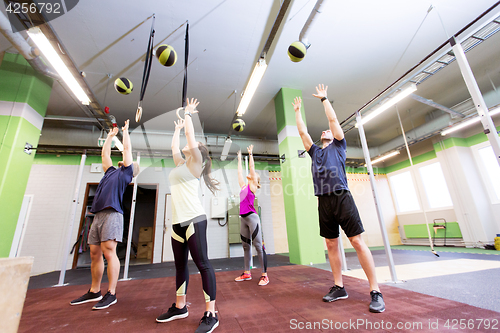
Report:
2,0,500,152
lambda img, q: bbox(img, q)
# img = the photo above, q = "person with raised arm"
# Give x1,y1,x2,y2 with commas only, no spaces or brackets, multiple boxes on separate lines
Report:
156,98,220,333
234,145,269,286
293,85,385,313
70,119,139,310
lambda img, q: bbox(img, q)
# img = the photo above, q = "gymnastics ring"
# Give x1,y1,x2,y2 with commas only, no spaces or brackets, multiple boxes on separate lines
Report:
176,107,185,119
135,106,143,123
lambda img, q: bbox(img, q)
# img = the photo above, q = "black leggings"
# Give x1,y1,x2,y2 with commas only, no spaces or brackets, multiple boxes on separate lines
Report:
171,218,216,302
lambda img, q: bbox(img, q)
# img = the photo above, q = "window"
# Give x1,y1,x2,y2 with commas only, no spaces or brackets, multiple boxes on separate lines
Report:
389,171,420,213
418,162,453,209
478,145,500,201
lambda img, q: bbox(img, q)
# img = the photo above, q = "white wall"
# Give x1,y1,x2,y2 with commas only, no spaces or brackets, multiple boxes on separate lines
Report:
341,173,401,248
387,141,500,248
22,164,81,276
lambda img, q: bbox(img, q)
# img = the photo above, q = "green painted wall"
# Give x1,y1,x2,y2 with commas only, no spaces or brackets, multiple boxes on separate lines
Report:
385,150,437,174
403,222,462,238
0,53,53,257
0,117,44,257
275,87,306,135
386,125,500,175
275,88,325,265
0,53,53,115
32,154,282,171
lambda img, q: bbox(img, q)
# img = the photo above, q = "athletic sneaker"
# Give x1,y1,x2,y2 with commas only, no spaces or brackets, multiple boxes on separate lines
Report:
322,285,348,302
369,291,385,313
234,272,252,281
195,311,219,333
70,290,102,305
258,275,269,286
92,291,117,310
156,303,189,323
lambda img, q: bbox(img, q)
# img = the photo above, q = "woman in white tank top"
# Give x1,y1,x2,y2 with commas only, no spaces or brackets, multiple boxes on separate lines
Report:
156,98,220,333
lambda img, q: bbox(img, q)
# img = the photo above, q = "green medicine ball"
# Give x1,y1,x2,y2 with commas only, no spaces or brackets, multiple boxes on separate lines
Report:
156,44,177,67
114,77,133,95
232,119,245,132
287,41,307,62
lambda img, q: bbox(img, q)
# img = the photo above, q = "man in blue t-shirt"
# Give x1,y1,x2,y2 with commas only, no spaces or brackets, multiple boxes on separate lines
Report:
293,84,385,313
70,119,139,310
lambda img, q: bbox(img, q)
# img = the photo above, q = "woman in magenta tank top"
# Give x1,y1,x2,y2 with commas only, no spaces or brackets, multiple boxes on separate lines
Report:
234,145,269,286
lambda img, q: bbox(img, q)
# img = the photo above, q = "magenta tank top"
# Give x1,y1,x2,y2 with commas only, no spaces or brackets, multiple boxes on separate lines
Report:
239,185,256,215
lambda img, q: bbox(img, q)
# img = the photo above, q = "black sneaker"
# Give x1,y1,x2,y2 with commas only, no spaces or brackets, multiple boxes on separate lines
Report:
322,285,348,302
70,290,102,305
195,311,219,333
369,291,385,313
156,303,189,323
92,291,117,310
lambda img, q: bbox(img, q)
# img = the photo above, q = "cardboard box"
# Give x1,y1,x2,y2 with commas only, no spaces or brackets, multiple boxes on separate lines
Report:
137,242,152,259
139,227,153,242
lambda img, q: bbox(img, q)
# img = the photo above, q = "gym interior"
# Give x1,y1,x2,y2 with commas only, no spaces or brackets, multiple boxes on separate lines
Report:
1,1,500,332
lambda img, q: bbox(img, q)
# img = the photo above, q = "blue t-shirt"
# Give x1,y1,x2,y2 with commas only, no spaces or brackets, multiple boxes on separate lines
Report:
91,165,134,214
307,139,349,196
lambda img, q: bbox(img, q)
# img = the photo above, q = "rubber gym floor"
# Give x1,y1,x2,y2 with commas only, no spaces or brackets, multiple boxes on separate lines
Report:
20,246,500,332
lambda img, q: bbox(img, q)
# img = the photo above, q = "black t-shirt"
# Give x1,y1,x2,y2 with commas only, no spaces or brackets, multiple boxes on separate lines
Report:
91,164,133,214
307,139,349,196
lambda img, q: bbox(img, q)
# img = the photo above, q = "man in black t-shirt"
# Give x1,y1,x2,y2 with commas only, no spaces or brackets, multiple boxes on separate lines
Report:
70,120,139,310
293,85,385,313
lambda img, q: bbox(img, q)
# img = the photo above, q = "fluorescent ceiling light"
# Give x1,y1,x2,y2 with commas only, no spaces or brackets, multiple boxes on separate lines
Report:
220,137,232,161
112,137,124,152
441,106,500,136
27,27,90,105
236,58,267,116
365,150,400,166
359,84,417,126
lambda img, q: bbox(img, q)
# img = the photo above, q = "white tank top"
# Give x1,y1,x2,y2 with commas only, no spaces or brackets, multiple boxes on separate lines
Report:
169,163,205,224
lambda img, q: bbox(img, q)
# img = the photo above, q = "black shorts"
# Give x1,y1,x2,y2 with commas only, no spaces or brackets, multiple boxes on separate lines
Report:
318,190,364,239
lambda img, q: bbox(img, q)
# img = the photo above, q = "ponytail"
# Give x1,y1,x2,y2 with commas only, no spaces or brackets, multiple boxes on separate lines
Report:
198,142,220,194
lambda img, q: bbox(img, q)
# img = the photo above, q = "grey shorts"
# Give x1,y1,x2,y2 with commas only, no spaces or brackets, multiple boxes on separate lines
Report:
88,209,124,245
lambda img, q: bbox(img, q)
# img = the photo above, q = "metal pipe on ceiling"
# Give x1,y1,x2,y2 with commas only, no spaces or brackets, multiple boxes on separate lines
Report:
298,0,326,47
0,11,59,79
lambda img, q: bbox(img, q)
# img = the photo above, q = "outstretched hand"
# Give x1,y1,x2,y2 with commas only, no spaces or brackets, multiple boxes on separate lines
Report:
292,97,302,113
312,84,328,100
122,119,129,132
185,98,200,115
237,150,242,160
174,118,185,130
108,127,119,137
247,144,254,155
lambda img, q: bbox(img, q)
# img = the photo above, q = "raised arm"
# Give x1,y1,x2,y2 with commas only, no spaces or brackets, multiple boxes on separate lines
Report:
121,120,133,167
312,84,344,141
293,97,314,151
183,98,202,165
171,118,186,166
102,127,118,172
237,150,246,188
247,145,257,175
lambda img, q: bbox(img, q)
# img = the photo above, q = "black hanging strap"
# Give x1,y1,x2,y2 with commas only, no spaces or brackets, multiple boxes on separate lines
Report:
181,23,189,107
139,14,156,104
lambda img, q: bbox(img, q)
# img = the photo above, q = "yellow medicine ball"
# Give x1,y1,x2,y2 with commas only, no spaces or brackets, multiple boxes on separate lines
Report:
232,119,245,132
287,41,307,62
156,44,177,67
114,77,133,95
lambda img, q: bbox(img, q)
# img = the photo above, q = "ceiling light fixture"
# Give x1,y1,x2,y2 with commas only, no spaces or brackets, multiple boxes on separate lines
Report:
236,58,267,116
358,83,417,126
365,150,400,166
220,137,232,161
441,106,500,136
27,27,90,105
